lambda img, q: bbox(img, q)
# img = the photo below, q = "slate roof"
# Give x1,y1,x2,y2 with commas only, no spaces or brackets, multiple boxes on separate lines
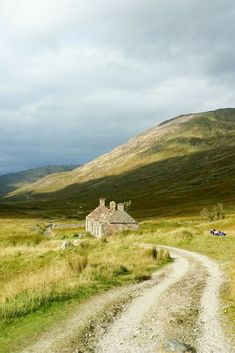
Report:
108,210,137,224
87,201,138,225
87,206,108,222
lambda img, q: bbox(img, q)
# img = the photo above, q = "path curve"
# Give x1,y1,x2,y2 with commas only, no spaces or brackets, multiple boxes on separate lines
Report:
96,245,232,353
21,245,233,353
95,252,189,353
161,246,233,353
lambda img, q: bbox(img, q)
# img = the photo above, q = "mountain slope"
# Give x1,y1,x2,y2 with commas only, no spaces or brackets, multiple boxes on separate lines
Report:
0,165,79,196
4,108,235,218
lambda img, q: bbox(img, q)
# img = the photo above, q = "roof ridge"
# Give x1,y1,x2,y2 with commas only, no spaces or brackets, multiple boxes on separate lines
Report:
87,202,138,224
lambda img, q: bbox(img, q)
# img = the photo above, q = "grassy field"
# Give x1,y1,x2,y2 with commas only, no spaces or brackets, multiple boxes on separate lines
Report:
0,217,170,353
0,211,234,353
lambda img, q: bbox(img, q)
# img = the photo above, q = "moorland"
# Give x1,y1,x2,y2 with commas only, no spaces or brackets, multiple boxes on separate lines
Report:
0,108,234,352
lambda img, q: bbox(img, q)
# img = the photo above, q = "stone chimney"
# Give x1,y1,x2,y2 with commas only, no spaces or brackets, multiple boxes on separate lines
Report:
117,203,124,211
110,201,116,210
99,198,106,207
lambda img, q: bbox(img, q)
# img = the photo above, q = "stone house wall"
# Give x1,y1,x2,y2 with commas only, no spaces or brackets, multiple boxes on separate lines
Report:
85,199,139,237
102,222,139,236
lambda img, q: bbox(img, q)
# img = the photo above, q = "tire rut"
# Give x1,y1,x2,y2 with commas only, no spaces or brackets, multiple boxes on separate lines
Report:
95,252,196,353
21,261,172,353
20,246,233,353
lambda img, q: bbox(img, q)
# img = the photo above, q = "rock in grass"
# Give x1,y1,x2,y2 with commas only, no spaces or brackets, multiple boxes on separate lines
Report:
61,240,73,249
44,229,53,237
163,339,195,353
73,239,82,247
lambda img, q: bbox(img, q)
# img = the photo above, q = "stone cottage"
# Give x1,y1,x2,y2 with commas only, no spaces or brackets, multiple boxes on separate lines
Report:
86,198,139,237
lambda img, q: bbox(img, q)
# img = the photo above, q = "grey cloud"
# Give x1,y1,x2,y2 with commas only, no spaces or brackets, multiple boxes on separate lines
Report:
0,0,235,174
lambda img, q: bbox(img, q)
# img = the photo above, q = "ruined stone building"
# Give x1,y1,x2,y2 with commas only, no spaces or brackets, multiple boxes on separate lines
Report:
86,198,139,237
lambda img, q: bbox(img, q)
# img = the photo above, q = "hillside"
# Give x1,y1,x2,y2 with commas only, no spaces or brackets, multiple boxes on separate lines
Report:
3,108,235,218
0,165,79,196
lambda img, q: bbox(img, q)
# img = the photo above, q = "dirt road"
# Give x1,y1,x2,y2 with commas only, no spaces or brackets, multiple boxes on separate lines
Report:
22,246,234,353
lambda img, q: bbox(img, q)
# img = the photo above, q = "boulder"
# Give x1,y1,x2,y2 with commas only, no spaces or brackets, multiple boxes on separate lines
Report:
61,240,73,249
73,239,81,247
44,229,53,237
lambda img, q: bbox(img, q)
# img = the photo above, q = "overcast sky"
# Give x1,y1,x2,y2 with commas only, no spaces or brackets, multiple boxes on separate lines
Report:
0,0,235,174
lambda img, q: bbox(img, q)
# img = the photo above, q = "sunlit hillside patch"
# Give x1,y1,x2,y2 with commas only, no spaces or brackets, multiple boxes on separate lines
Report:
3,109,235,221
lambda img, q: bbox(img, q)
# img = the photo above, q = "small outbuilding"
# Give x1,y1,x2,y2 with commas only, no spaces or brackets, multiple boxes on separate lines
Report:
86,198,139,237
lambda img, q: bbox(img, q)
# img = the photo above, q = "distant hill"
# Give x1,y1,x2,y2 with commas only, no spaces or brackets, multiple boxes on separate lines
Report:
3,108,235,218
0,165,79,196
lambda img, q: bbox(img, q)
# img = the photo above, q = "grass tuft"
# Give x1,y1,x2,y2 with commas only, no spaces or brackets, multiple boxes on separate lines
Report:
67,255,88,275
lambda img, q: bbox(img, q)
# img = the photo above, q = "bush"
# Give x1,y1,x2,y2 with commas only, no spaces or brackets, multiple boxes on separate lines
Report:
101,237,108,244
149,247,171,261
124,200,132,211
151,246,157,260
200,203,225,222
156,249,171,260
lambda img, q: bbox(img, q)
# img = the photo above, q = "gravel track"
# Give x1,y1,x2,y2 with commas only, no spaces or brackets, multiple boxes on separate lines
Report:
21,246,234,353
173,247,233,353
95,246,233,353
95,255,189,353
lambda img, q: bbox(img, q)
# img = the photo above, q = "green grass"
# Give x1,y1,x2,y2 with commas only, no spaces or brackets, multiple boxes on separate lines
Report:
0,213,234,353
0,217,171,353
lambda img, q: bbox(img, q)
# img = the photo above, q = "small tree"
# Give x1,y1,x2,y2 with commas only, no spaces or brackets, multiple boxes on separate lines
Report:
151,246,157,260
124,200,132,211
200,208,210,222
216,203,225,220
200,203,225,222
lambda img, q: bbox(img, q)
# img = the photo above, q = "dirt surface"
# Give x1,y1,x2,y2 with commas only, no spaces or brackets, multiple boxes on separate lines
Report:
21,246,234,353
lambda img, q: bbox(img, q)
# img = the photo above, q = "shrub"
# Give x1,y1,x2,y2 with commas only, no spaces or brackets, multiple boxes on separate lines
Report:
156,249,171,261
151,246,157,260
200,203,225,222
148,247,171,261
124,200,132,211
101,237,108,244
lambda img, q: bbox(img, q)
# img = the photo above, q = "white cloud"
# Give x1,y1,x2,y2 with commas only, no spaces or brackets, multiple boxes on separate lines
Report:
0,0,234,173
0,0,76,40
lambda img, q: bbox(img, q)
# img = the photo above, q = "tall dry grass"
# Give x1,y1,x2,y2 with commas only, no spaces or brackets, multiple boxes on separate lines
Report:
0,222,170,323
